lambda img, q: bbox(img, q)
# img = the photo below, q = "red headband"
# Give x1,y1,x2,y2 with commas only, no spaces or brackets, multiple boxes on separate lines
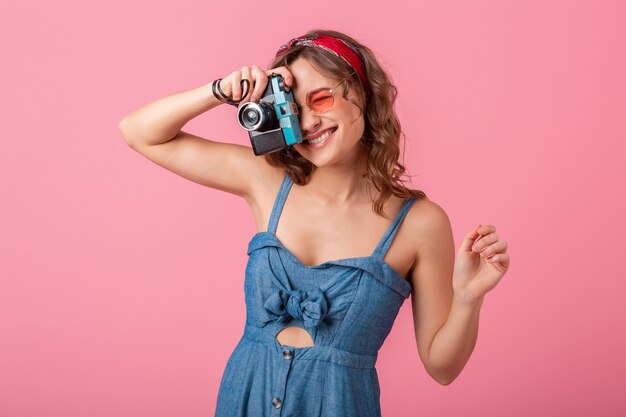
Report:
276,34,369,95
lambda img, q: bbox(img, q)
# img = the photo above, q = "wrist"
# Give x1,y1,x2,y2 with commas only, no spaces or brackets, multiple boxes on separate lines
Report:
210,79,232,104
453,289,485,307
200,82,223,109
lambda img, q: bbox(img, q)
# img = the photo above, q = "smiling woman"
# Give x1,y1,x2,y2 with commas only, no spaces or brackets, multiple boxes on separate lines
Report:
264,30,426,217
119,27,510,417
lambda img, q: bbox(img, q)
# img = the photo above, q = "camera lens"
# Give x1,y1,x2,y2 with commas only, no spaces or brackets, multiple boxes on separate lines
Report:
237,102,275,131
243,108,259,125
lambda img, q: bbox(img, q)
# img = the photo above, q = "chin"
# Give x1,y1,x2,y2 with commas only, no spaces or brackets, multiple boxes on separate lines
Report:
292,132,363,167
301,152,359,170
293,152,328,168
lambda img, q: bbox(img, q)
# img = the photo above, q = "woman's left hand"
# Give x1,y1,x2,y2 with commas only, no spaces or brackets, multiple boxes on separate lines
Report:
453,224,510,303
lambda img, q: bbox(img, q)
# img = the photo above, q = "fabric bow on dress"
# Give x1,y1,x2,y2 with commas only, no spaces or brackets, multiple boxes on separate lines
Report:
260,287,329,329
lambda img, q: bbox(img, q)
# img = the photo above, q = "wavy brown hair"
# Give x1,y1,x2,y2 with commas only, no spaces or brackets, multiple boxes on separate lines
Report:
265,29,427,218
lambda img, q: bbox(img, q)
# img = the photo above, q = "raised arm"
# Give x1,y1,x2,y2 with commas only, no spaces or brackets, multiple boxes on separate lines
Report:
118,65,294,200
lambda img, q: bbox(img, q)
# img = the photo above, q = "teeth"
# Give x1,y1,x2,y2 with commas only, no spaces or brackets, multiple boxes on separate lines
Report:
308,129,334,144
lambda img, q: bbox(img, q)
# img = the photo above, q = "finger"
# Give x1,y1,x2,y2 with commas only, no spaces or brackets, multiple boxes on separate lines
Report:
264,66,294,89
231,71,243,101
218,74,233,98
477,224,496,236
487,253,510,269
459,224,482,254
250,65,268,103
239,66,252,103
478,240,508,258
472,232,499,252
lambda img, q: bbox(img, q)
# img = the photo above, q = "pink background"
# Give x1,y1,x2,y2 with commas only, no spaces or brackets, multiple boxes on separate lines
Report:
1,0,625,416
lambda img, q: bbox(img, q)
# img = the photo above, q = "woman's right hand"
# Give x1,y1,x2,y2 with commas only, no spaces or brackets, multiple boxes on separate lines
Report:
217,65,295,108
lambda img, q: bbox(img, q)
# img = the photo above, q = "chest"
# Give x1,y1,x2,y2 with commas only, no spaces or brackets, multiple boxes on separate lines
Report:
276,205,390,263
249,190,417,280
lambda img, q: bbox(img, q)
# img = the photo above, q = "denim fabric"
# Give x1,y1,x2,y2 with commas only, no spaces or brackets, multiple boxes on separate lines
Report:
214,173,416,417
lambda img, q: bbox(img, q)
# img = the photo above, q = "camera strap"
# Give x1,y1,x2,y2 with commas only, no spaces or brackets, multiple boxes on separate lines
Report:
212,79,251,107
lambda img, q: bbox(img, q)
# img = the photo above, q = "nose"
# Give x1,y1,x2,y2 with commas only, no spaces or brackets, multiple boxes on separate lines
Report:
298,105,321,135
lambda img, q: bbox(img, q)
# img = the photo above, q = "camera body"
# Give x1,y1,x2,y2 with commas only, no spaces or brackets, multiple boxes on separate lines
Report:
237,75,302,156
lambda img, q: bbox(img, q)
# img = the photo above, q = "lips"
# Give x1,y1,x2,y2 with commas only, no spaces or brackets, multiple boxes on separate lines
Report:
303,127,337,149
304,127,337,141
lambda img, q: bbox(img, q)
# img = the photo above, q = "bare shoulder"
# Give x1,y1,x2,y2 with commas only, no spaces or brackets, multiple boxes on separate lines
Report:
403,196,454,260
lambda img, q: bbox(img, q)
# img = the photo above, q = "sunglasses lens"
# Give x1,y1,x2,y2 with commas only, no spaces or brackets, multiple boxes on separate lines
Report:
307,91,334,112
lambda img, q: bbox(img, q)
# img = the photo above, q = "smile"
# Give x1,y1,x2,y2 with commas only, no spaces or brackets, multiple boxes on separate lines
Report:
304,127,337,149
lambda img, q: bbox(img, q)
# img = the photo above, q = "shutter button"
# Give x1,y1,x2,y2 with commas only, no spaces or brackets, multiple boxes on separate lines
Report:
272,397,283,408
283,349,293,360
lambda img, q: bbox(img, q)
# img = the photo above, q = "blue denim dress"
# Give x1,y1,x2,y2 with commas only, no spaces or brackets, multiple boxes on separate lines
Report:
214,173,416,417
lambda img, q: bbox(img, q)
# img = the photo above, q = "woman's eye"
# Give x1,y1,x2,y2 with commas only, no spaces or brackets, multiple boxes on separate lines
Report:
313,97,331,104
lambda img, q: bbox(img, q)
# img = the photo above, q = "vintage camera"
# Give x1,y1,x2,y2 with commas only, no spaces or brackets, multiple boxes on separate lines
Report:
237,75,303,156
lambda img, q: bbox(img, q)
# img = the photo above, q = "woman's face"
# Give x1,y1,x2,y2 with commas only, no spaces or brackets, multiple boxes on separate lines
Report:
288,57,366,168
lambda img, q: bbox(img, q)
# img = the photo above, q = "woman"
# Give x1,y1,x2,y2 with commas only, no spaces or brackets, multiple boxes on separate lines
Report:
119,29,509,417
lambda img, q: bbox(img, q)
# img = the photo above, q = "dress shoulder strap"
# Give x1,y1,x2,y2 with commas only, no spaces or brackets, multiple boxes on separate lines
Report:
371,197,417,259
267,173,294,234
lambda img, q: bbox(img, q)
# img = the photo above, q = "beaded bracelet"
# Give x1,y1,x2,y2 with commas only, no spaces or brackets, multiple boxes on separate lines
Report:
211,78,251,107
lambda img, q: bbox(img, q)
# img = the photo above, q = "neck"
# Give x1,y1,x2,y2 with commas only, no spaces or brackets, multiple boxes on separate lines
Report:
303,148,373,206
